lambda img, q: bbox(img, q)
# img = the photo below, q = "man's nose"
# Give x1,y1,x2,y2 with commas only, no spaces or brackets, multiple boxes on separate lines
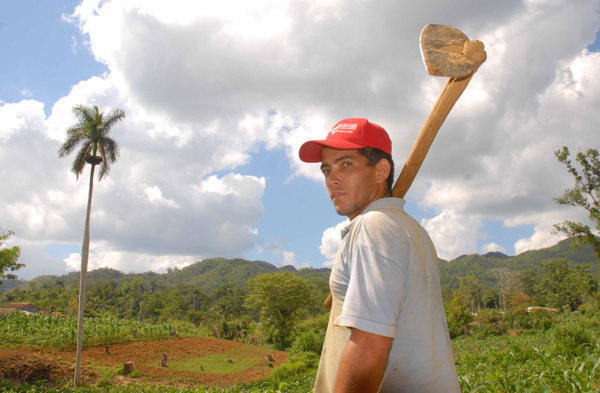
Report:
326,170,341,188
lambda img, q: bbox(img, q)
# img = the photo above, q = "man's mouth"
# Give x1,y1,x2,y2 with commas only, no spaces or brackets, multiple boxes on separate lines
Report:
331,192,345,201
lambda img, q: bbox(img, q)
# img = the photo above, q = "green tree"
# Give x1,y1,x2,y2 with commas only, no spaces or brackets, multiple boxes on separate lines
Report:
445,292,474,338
482,288,499,309
534,259,597,311
190,287,204,312
553,147,600,264
0,229,23,285
245,271,311,346
149,279,157,294
58,104,125,386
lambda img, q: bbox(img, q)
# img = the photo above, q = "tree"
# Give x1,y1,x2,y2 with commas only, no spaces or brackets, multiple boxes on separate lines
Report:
245,271,311,346
482,288,499,309
534,259,597,311
149,279,157,294
58,104,125,386
190,287,204,311
553,147,600,264
0,229,24,285
445,292,473,338
491,268,521,309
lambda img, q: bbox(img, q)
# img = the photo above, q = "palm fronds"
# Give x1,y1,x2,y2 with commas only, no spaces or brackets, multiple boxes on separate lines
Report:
58,104,126,181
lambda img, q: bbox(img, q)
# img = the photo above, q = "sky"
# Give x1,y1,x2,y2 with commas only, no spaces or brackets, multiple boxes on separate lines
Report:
1,0,600,280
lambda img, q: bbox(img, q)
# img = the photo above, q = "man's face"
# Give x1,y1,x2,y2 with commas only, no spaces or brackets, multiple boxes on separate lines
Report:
320,148,381,221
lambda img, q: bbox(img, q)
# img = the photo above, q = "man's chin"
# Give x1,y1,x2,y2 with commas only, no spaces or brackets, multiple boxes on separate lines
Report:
334,205,351,218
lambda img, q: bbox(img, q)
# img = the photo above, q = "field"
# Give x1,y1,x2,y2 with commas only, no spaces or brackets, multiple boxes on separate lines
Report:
5,311,600,392
0,337,287,387
0,312,198,349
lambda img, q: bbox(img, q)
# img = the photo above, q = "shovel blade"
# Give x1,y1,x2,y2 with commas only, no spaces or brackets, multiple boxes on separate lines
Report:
420,24,475,78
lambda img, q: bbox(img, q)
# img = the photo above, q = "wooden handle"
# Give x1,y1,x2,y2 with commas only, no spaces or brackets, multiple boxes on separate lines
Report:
324,293,332,309
392,73,474,198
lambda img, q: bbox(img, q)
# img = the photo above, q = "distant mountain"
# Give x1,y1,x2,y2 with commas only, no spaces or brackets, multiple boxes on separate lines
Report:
483,252,509,259
0,278,27,293
4,237,596,294
440,237,598,289
2,257,331,294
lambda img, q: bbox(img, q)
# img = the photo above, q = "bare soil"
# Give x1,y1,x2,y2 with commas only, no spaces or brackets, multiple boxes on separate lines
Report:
0,337,287,387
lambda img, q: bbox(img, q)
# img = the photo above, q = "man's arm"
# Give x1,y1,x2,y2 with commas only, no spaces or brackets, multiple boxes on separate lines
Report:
334,327,393,393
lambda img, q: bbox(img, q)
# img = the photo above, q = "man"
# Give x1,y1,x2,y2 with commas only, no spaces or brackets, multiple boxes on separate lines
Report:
299,118,460,393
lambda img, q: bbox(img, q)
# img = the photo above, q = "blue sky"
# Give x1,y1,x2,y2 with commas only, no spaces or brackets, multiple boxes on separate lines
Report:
1,0,600,279
0,1,106,115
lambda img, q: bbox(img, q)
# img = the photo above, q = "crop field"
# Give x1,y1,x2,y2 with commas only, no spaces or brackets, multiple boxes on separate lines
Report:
455,334,600,392
4,311,600,392
0,312,198,349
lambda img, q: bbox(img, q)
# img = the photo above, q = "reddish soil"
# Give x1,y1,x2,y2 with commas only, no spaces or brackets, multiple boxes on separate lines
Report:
0,337,287,387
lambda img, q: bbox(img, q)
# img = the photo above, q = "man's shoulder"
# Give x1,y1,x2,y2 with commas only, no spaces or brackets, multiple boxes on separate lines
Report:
359,201,417,231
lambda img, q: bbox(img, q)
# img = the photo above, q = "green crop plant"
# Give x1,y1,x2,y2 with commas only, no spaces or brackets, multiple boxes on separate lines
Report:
0,312,197,349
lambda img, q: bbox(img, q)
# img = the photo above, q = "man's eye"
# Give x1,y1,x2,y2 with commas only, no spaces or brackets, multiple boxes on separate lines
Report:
342,162,351,167
322,169,330,175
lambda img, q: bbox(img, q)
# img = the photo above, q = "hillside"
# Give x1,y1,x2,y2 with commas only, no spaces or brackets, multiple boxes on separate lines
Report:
1,258,331,294
440,237,598,289
1,237,596,294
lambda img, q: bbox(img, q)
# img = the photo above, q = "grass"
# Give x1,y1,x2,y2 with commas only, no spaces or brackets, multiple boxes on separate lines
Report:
165,346,272,374
169,355,258,374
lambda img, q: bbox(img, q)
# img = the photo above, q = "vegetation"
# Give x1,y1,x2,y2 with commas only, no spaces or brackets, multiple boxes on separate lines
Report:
169,346,271,374
0,312,196,349
58,104,126,386
5,310,600,392
245,271,312,346
3,248,600,391
0,229,23,285
553,146,600,264
0,375,317,393
2,235,600,391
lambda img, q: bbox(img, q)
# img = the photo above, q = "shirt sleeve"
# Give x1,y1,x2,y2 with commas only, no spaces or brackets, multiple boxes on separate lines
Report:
334,214,410,338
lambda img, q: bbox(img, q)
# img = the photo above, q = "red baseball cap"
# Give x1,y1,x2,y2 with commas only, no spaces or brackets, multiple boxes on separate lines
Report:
298,118,392,163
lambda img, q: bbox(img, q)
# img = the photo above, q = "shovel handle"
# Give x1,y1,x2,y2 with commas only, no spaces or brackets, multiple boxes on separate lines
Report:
392,73,474,198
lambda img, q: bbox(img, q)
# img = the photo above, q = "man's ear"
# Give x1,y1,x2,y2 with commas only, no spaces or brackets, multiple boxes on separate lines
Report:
375,159,391,185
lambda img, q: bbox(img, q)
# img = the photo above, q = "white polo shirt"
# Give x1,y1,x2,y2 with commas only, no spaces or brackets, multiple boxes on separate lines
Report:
313,198,460,393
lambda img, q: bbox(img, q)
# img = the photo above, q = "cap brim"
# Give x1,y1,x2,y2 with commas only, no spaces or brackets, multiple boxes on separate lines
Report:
298,139,367,163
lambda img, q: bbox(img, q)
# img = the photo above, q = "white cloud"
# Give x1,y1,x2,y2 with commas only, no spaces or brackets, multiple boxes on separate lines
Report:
320,219,349,267
143,184,180,209
70,35,78,54
0,98,268,277
283,251,296,266
507,207,591,256
0,100,45,141
63,241,196,273
515,226,566,255
481,242,506,254
421,210,484,260
3,0,600,277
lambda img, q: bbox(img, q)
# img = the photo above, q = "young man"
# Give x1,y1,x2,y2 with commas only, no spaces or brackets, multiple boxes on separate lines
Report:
299,118,460,393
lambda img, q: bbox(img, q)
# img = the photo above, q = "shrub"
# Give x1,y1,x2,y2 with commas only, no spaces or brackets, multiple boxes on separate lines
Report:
270,351,319,381
289,331,325,355
578,304,591,314
551,322,595,357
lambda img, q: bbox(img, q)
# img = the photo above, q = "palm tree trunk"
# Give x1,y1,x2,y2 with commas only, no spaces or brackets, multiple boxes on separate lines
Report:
74,163,96,386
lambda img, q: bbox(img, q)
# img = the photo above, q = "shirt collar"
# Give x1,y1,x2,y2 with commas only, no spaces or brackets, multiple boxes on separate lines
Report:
340,197,406,239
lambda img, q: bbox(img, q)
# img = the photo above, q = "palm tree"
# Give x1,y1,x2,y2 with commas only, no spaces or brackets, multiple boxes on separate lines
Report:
191,287,204,311
58,104,125,386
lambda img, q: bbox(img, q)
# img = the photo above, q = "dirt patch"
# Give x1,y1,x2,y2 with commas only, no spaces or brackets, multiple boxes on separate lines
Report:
0,348,98,385
0,337,286,387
